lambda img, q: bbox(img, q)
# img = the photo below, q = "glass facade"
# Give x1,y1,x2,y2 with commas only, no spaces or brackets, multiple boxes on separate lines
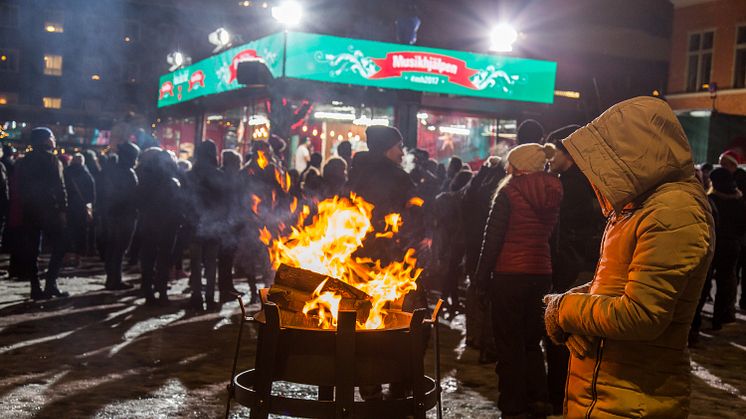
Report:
205,102,270,159
415,109,516,169
155,116,197,160
295,101,394,168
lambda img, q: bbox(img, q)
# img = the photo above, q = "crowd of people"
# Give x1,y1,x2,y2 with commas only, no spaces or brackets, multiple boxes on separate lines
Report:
1,96,745,418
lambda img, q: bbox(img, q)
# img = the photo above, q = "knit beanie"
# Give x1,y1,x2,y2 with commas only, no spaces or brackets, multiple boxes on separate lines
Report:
546,124,581,154
506,143,556,173
366,126,403,155
30,127,54,149
709,167,737,194
196,139,218,166
516,119,545,145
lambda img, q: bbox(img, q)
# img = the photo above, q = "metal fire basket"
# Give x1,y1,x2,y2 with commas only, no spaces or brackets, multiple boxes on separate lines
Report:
225,294,443,419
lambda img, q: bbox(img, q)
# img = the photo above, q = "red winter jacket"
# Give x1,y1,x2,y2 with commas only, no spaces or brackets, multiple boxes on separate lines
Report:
474,172,562,281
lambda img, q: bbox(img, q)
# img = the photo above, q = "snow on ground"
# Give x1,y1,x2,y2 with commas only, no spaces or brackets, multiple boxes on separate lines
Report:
0,255,744,418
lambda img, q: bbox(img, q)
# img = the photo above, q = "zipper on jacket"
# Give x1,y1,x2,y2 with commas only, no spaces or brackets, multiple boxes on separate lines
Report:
582,214,612,418
585,338,605,419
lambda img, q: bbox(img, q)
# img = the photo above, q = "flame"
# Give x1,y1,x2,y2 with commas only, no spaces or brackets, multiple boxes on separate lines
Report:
259,226,272,245
256,150,268,169
265,194,421,329
275,167,291,193
374,213,402,239
407,196,424,207
302,279,342,329
290,197,298,214
251,195,262,215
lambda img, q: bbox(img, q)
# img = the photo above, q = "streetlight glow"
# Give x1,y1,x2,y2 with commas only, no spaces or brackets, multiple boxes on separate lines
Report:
271,1,302,26
490,23,518,52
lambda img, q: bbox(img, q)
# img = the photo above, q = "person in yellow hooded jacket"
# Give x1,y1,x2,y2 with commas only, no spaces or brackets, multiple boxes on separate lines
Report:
543,96,715,418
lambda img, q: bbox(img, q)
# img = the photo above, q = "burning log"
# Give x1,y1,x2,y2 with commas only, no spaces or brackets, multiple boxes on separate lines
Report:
268,264,373,325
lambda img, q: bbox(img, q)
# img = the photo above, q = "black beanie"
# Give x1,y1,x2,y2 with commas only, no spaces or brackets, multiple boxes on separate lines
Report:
196,139,218,166
30,127,54,148
117,142,140,167
709,167,737,194
546,124,582,153
366,126,403,155
517,119,545,145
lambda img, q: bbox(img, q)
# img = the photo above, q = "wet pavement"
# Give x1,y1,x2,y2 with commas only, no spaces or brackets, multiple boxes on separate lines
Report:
0,255,745,418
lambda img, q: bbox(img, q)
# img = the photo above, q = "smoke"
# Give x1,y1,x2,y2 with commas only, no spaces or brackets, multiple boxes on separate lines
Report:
401,148,416,173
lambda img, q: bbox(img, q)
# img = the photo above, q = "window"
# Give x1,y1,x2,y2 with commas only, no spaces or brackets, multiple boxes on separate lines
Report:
45,11,64,33
43,54,63,76
0,4,19,28
416,109,500,166
686,30,714,92
0,92,18,106
735,26,746,89
42,97,62,109
0,49,19,72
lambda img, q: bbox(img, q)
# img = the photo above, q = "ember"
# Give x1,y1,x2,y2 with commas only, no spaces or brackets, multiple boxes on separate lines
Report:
261,194,421,329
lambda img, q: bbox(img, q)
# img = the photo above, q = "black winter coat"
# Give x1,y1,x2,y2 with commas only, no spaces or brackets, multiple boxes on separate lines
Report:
551,164,604,280
64,164,95,215
137,166,182,228
186,162,228,239
348,154,415,230
708,190,746,243
101,163,138,219
0,161,8,219
16,149,67,224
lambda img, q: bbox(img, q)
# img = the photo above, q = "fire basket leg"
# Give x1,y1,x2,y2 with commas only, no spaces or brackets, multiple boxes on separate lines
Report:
409,309,428,419
225,298,248,419
251,303,281,419
335,311,357,418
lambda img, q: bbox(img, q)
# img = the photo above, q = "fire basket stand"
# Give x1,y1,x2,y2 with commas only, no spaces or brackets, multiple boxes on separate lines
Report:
225,296,443,419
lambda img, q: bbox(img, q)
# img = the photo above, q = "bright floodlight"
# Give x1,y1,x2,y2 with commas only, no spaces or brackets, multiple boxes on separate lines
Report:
172,52,184,66
167,51,189,71
271,1,302,26
209,28,232,52
490,23,518,52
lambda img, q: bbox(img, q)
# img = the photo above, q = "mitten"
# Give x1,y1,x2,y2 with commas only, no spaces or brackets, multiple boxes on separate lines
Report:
544,293,566,344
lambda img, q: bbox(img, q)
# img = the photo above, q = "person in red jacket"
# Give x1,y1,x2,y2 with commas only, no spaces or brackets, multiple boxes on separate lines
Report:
474,142,562,419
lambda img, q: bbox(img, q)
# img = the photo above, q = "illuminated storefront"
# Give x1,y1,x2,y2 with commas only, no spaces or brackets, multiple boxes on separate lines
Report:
155,31,556,166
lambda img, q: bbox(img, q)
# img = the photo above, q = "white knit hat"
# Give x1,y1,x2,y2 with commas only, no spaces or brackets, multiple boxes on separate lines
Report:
506,143,556,173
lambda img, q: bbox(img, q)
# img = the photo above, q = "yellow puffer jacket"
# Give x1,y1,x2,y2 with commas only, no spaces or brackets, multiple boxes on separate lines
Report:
558,97,715,418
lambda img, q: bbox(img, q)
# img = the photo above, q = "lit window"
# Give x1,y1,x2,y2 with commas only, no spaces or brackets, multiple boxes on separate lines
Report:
734,26,746,89
44,11,64,33
0,49,19,72
43,97,62,109
0,92,18,106
686,30,714,92
45,22,63,33
44,54,63,76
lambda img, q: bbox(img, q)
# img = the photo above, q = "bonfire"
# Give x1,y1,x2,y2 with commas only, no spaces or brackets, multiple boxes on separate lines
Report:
259,194,422,330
